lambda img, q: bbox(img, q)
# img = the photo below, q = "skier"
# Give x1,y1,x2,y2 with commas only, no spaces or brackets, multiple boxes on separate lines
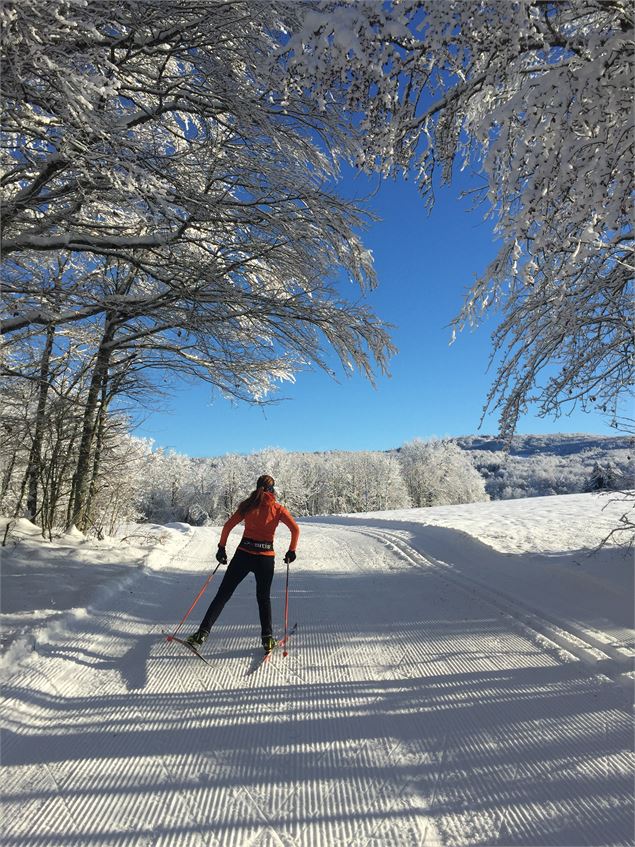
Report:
186,475,299,654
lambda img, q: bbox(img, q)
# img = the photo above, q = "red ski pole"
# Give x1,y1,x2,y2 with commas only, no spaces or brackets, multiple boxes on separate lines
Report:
166,561,221,642
282,555,290,657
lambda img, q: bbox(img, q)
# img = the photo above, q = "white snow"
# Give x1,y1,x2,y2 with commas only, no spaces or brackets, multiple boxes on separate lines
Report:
0,519,195,668
1,493,633,846
343,491,632,556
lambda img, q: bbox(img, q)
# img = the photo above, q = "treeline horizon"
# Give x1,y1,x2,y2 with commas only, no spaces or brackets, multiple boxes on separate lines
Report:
2,426,631,543
138,434,632,529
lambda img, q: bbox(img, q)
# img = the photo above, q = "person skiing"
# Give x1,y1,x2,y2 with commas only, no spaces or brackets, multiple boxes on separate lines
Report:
186,475,299,654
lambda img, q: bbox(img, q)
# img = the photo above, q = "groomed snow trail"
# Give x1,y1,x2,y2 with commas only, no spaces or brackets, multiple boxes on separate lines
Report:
2,524,633,847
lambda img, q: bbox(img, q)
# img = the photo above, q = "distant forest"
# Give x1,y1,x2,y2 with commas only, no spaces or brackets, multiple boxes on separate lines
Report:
453,434,633,501
3,429,631,537
138,434,633,528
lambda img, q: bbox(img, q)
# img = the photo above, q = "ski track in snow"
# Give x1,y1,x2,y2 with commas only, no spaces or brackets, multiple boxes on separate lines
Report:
1,524,633,847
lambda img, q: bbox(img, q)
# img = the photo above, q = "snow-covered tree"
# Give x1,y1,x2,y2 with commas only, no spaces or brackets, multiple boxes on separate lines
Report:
212,454,253,520
83,430,150,538
284,452,332,516
2,0,402,530
282,0,634,438
586,460,625,492
0,335,148,537
399,439,489,507
463,437,634,499
1,1,392,388
326,450,411,513
137,448,194,525
1,0,396,531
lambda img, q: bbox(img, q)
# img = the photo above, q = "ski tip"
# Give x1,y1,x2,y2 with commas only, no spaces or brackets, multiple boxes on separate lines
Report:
166,635,174,642
283,650,288,657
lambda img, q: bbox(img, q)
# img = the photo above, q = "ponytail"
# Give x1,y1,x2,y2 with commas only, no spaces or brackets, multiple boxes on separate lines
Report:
237,474,275,517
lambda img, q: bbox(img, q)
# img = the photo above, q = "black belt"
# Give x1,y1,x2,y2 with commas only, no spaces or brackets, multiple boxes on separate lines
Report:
239,537,274,553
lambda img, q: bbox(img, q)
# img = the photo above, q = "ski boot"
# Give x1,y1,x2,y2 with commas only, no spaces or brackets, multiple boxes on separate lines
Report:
186,629,208,648
262,635,277,655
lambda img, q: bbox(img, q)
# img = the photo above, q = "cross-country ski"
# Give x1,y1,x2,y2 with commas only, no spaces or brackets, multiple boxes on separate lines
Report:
168,634,215,667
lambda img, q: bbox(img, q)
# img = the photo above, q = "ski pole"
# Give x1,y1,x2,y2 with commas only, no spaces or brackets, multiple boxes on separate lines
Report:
282,555,290,657
166,561,221,642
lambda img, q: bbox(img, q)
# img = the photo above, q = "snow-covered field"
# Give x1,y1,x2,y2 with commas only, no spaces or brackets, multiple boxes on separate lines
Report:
1,493,633,846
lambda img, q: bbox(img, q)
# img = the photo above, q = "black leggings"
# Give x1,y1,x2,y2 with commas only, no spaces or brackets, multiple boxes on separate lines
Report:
199,549,275,638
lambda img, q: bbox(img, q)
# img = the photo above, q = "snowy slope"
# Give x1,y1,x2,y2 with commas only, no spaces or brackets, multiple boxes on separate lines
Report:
1,494,633,847
454,433,631,457
0,519,196,668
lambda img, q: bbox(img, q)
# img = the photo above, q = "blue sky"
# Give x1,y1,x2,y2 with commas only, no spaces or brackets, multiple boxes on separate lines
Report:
132,169,617,458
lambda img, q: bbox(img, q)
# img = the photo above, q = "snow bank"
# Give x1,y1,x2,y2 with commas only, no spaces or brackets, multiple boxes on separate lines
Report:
0,517,195,674
333,491,634,554
117,521,199,570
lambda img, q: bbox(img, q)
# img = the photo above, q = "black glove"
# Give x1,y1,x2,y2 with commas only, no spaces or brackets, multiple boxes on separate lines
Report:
284,550,296,564
216,545,227,564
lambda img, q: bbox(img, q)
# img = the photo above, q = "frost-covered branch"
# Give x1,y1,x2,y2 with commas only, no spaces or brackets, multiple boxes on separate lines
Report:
1,0,394,403
283,0,634,437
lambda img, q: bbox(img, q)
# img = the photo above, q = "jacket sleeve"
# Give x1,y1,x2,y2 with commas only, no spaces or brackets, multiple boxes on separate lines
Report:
278,506,300,551
219,510,243,547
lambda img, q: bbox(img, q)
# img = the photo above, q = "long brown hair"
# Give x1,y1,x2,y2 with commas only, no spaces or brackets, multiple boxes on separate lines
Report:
237,475,275,516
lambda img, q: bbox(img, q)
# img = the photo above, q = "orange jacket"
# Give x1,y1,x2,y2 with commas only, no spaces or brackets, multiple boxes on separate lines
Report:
219,491,300,557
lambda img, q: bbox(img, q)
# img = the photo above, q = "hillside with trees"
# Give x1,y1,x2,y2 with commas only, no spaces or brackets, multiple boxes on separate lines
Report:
138,434,632,526
2,425,631,540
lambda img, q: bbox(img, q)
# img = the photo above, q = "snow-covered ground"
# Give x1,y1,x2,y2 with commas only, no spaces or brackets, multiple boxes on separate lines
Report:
1,493,633,846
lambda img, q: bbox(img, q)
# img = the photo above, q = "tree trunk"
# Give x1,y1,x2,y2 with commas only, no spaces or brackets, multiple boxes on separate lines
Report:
1,451,17,500
54,415,81,535
24,325,55,520
68,317,115,531
85,379,109,535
